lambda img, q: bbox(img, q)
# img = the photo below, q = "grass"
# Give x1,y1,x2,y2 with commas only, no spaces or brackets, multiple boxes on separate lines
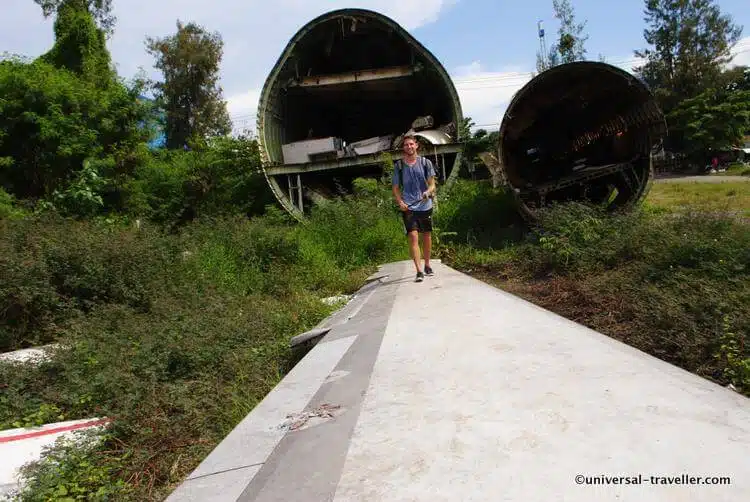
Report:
722,162,750,176
645,180,750,217
0,186,407,501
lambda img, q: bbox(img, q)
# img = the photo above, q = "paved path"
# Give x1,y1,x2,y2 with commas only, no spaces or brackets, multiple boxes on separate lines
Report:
167,261,750,502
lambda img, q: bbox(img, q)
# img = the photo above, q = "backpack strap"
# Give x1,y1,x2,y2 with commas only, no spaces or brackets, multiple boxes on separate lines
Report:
395,159,404,190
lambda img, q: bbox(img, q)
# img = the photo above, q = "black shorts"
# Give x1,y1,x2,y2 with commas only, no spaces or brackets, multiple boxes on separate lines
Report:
402,208,433,234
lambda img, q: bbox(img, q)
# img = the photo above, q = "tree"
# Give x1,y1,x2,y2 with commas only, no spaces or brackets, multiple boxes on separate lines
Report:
667,86,750,161
146,21,232,150
34,0,115,36
0,1,146,202
537,0,589,71
458,117,475,141
39,0,114,88
0,57,149,199
634,0,743,114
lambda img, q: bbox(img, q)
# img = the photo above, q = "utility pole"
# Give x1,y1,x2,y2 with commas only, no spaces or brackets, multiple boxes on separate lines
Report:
538,20,548,70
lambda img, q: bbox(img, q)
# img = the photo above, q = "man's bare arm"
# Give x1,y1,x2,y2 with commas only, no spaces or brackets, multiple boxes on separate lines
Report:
425,176,436,198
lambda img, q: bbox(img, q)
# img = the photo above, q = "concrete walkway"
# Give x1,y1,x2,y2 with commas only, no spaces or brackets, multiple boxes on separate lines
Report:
167,261,750,502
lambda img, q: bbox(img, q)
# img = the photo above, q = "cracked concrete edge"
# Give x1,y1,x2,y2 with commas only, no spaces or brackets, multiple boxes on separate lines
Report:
307,261,409,335
165,262,407,502
289,328,331,348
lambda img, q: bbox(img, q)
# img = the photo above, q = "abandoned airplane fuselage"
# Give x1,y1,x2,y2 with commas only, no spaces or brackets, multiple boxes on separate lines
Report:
499,61,667,220
256,8,464,219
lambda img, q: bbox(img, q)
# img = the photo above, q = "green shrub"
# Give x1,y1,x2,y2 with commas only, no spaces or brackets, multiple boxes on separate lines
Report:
122,149,195,223
434,179,525,249
0,214,173,351
518,202,750,281
0,58,149,199
300,187,407,269
0,187,25,219
122,136,272,227
13,430,131,502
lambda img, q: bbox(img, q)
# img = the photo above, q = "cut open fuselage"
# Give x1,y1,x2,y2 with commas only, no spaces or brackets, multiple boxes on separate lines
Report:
257,8,464,218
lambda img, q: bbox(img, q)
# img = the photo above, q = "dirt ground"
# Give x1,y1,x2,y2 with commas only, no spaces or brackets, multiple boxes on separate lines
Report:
471,269,634,342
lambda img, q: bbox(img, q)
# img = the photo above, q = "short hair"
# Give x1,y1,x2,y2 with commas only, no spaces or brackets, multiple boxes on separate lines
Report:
403,134,418,144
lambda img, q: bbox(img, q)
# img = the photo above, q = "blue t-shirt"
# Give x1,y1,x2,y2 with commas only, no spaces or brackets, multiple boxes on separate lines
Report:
392,156,437,212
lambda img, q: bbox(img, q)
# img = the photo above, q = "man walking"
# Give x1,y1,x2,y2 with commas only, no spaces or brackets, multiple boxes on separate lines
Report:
392,135,437,282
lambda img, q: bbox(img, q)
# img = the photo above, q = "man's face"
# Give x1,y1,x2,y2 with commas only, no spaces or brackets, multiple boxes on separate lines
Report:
403,138,418,156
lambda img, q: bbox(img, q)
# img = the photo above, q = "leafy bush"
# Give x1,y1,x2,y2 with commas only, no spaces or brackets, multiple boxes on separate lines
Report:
123,135,273,226
0,57,150,200
434,179,525,249
519,202,750,282
0,214,172,351
299,183,407,270
0,187,26,219
12,430,131,502
46,159,109,218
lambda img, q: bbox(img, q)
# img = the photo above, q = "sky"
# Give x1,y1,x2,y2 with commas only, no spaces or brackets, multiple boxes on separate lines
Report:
2,0,750,135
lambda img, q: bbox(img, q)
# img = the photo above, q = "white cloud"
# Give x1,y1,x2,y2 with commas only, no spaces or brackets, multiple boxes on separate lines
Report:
226,88,261,135
450,38,750,135
4,1,743,139
450,62,534,131
729,36,750,67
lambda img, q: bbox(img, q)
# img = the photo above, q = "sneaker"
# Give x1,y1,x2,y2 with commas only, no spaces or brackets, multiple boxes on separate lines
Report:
424,265,434,276
415,271,424,282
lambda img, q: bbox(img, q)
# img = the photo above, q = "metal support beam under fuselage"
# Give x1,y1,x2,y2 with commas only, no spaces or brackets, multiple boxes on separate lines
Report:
287,174,304,212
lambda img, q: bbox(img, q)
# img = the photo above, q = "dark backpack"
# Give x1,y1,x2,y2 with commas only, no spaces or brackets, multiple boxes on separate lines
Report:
394,157,435,198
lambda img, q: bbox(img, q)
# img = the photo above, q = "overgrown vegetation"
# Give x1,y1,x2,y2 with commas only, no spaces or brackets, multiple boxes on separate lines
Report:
0,57,149,200
1,190,406,501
